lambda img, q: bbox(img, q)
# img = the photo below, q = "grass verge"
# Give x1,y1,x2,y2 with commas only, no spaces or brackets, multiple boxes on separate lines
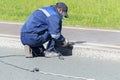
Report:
0,0,120,29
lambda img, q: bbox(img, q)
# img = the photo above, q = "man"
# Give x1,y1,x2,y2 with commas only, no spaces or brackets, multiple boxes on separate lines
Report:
21,2,70,58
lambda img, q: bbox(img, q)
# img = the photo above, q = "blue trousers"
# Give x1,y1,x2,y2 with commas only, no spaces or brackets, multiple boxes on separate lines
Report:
21,31,56,55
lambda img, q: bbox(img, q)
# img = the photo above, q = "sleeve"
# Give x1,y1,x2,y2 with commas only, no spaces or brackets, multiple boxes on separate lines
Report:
47,15,65,42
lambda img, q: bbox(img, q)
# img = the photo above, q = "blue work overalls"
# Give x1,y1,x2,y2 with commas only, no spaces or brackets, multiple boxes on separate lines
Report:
21,6,65,56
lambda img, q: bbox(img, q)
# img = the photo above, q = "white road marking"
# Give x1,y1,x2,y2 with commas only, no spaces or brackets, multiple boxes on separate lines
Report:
83,42,120,49
0,21,23,25
0,21,120,49
0,34,19,38
64,27,120,33
0,34,119,49
0,21,120,32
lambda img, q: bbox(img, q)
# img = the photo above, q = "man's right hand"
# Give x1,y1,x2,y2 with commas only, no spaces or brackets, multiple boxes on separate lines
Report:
61,39,73,48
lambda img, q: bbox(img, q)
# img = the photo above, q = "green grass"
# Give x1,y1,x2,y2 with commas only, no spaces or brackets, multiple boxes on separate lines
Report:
0,0,120,29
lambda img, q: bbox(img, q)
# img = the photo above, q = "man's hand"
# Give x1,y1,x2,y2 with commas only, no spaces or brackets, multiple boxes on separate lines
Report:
61,39,72,48
61,39,69,47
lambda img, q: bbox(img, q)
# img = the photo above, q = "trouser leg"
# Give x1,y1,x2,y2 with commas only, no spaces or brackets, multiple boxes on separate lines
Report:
30,45,45,57
46,39,65,52
46,39,55,52
28,32,50,57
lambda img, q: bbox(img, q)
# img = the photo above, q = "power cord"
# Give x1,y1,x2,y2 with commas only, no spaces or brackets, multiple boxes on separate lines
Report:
0,55,95,80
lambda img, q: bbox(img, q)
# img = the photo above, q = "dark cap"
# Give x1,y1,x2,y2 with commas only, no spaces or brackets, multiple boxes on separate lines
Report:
56,2,68,18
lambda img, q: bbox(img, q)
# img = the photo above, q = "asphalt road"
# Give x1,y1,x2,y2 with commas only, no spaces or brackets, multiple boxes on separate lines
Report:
0,21,120,80
0,21,120,46
0,47,120,80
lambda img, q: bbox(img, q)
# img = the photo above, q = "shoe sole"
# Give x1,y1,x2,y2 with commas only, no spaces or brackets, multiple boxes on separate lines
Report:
44,51,60,58
24,45,33,58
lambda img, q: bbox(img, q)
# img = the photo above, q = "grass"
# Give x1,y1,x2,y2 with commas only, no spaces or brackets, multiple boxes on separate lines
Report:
0,0,120,29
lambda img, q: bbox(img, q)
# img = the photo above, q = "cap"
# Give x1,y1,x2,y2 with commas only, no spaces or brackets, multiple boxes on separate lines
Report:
56,2,68,18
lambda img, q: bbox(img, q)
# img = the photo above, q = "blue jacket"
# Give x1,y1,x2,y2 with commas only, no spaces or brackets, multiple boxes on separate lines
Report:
21,6,65,42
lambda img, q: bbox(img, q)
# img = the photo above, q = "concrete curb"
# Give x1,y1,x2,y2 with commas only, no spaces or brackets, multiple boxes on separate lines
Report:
0,37,120,61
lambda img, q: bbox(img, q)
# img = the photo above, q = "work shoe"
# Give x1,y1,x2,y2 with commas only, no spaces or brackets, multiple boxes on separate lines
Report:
44,51,60,58
24,45,33,58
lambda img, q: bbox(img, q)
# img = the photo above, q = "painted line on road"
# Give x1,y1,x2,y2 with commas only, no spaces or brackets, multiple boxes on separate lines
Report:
64,27,120,33
0,34,19,38
38,70,95,80
0,21,120,33
0,34,120,49
83,42,120,49
0,20,119,49
0,21,23,25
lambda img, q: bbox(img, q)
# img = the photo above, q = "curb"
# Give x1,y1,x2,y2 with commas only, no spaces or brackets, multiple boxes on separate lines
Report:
0,37,120,61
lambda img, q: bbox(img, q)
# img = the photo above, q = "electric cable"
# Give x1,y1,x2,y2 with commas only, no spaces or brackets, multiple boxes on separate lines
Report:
0,58,95,80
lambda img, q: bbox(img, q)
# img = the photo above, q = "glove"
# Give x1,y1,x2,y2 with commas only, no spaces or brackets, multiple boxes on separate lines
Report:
61,39,72,47
61,39,68,47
